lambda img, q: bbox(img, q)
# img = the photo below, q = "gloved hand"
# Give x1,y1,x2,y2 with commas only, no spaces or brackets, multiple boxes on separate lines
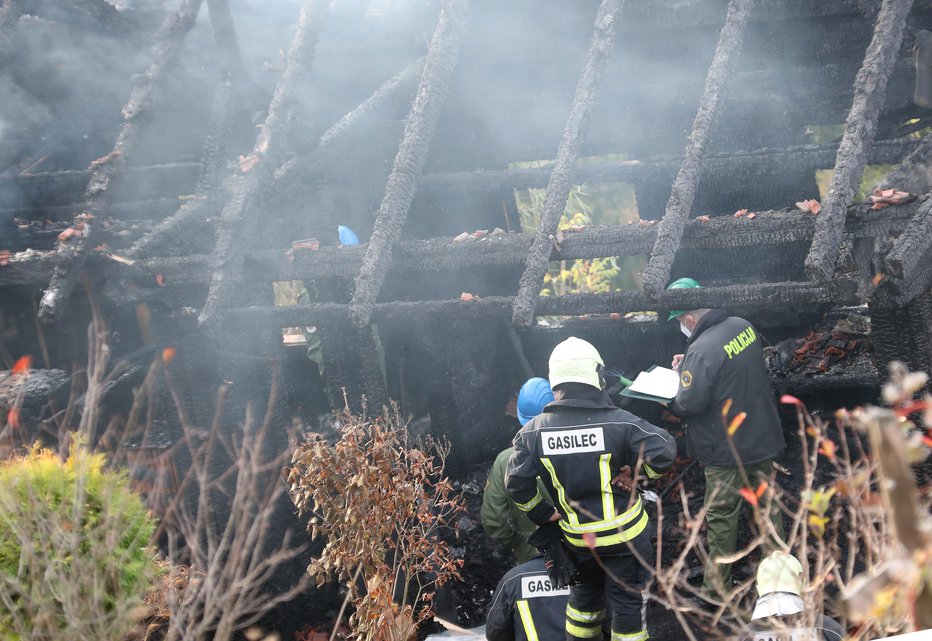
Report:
527,522,577,589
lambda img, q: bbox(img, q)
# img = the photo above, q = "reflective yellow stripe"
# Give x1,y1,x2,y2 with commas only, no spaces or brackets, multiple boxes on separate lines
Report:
599,453,614,520
559,497,643,534
611,630,648,641
516,600,539,641
515,489,543,512
566,621,603,638
643,464,662,480
566,604,604,623
541,457,579,525
564,510,649,548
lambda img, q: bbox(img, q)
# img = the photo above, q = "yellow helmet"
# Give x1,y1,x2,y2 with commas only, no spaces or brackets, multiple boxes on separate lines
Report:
756,551,803,597
548,337,604,389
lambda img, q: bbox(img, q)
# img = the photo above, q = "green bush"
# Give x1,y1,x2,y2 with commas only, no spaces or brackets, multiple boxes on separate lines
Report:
0,441,158,641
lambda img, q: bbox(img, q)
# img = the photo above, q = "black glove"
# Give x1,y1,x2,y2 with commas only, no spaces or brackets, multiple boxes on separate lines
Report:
527,522,577,589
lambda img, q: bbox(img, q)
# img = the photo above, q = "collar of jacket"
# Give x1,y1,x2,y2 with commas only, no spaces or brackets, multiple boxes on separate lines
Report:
546,383,617,410
686,308,730,345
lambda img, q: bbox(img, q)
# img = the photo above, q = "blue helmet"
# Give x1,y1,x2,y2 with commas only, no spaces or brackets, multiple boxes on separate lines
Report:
517,377,554,426
338,225,360,246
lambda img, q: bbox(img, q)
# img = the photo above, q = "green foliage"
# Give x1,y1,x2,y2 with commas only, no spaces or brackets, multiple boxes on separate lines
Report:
0,441,157,641
513,164,644,297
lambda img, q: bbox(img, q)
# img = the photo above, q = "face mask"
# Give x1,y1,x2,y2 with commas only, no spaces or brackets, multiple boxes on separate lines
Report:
680,323,692,338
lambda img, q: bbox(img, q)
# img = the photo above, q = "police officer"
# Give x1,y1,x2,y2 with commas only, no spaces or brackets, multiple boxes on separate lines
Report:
482,377,555,563
486,555,572,641
666,277,786,602
739,552,846,641
506,337,676,641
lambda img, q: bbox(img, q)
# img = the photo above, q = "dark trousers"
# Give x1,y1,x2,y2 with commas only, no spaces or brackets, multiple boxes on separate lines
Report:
566,550,648,641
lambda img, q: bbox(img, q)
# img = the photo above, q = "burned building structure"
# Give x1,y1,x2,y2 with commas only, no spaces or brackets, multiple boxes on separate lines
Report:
1,0,932,470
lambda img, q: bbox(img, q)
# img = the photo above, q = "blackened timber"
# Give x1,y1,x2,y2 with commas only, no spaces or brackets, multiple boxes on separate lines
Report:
875,131,932,196
224,282,855,328
511,0,623,328
198,0,329,332
874,245,932,307
270,59,422,197
349,0,469,327
641,0,754,297
37,0,204,325
804,0,914,282
418,139,917,195
128,77,235,258
0,202,921,289
0,163,201,210
884,196,932,279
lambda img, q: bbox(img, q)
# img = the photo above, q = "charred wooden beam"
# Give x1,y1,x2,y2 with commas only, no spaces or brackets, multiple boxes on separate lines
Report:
0,201,921,289
127,77,235,258
198,0,330,332
641,0,754,297
37,0,204,325
804,0,914,282
874,244,932,307
349,0,469,327
511,0,623,328
0,163,201,210
270,59,422,200
225,281,855,328
875,131,932,195
884,195,932,280
418,138,917,195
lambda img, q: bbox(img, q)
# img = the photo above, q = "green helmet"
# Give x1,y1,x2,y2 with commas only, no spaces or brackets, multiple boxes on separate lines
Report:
666,277,701,321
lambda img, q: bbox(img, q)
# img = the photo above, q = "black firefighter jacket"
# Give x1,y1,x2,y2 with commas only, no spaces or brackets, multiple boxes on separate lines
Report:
505,387,676,556
485,556,570,641
671,310,786,468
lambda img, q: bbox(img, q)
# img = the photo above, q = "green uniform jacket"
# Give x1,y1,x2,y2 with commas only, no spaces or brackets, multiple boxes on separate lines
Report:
671,310,785,467
481,447,547,564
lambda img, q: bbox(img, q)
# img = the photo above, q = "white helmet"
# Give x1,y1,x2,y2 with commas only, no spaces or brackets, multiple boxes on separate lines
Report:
549,337,604,390
756,551,803,597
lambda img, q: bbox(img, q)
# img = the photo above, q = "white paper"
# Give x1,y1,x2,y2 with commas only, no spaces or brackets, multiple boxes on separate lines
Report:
627,366,679,400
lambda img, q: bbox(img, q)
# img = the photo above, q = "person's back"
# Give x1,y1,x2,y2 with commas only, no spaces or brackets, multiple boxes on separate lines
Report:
482,378,554,563
506,338,676,641
485,556,570,641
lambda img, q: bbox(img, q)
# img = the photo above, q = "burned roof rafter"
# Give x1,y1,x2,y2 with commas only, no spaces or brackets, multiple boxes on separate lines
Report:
198,0,331,332
511,0,623,328
36,0,205,325
804,0,915,282
349,0,470,328
640,0,754,297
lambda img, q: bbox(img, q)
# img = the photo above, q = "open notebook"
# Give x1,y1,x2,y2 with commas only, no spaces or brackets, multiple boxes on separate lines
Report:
619,365,680,403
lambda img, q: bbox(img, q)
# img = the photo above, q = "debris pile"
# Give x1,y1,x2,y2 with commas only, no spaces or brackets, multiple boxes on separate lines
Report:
765,313,872,377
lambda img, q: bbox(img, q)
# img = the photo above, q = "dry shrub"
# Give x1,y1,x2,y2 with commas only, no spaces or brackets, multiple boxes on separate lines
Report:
638,362,931,640
288,403,464,641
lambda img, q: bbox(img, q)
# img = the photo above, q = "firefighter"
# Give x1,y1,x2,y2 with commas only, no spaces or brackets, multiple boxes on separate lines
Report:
739,551,846,641
486,555,572,641
505,337,676,641
666,277,786,602
482,377,555,563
